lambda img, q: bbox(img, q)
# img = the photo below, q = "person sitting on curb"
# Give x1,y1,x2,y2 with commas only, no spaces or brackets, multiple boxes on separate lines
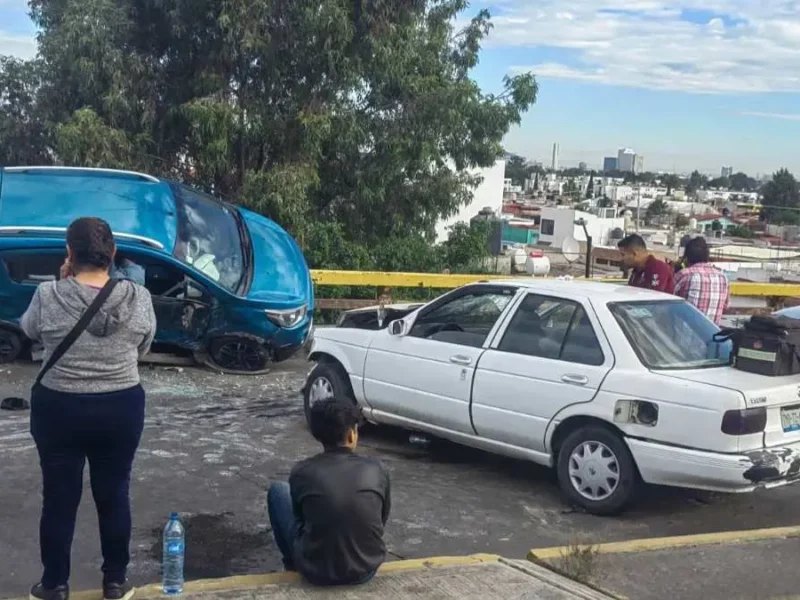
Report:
267,398,391,586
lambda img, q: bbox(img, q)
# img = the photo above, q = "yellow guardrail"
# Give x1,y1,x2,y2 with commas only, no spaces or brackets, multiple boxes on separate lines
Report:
310,270,800,297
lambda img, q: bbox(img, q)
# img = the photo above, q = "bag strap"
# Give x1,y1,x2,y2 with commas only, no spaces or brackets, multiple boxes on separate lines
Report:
36,278,119,386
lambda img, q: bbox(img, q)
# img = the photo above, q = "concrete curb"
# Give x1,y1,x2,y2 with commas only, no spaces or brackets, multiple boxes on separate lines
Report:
61,554,503,600
528,524,800,561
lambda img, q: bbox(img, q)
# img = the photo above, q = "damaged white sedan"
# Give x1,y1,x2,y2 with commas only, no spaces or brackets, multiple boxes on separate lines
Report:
305,280,800,514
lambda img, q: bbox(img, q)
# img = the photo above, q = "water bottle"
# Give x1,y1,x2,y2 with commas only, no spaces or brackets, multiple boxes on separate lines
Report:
162,513,185,595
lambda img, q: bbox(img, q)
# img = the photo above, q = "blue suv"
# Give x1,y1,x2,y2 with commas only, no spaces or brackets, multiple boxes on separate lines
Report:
0,167,313,372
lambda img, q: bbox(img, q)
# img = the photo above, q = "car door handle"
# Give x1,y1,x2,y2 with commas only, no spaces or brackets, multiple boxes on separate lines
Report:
561,374,588,386
449,355,472,366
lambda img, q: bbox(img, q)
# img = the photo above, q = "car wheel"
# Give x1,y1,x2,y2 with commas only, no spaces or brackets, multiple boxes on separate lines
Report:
0,329,22,364
303,362,354,427
556,425,638,515
208,335,269,373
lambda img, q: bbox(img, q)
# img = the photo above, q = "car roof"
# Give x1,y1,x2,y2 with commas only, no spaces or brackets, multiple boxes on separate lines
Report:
474,279,677,303
0,167,178,252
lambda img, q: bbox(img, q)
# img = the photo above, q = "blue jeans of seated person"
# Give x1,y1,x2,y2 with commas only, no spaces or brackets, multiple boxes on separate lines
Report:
267,482,299,571
266,482,376,585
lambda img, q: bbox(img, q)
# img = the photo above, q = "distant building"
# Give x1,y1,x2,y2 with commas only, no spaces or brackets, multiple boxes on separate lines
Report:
634,155,645,174
603,157,618,172
721,166,733,178
538,206,625,248
617,148,636,172
578,161,588,171
551,143,560,171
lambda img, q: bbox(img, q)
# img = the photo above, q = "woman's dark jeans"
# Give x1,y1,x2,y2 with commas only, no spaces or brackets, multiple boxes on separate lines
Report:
30,384,145,588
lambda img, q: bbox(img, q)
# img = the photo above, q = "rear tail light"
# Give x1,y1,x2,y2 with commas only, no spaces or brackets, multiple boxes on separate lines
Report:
721,407,767,435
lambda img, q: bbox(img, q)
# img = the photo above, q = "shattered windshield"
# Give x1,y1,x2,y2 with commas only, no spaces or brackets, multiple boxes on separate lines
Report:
610,300,732,370
171,184,245,293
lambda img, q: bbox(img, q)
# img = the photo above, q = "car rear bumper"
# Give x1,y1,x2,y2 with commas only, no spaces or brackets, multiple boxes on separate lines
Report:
627,438,800,493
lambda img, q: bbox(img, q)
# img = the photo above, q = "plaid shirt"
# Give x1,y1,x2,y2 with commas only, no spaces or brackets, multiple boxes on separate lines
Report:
674,262,730,324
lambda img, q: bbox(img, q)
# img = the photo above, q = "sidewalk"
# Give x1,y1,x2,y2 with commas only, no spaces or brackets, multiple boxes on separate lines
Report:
37,555,614,600
530,526,800,600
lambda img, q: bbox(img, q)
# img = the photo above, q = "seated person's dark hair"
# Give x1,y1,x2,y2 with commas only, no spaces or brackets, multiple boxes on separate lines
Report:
66,217,115,271
617,233,646,252
683,236,710,265
308,399,362,449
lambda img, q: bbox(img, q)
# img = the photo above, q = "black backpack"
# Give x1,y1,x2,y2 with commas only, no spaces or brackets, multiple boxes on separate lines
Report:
718,315,800,376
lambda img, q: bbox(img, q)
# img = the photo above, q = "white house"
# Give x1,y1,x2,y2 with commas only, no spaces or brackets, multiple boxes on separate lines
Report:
538,206,625,248
435,160,506,241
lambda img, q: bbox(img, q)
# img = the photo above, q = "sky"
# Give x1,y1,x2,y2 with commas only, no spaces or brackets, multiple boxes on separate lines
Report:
1,0,799,176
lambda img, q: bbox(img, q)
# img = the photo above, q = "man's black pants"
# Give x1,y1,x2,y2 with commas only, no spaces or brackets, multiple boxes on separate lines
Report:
30,384,145,588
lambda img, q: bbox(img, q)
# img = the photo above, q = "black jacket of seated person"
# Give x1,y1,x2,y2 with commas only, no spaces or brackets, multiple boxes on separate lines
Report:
288,446,391,584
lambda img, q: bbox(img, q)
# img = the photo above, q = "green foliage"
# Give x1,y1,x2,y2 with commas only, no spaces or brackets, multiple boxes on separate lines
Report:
645,198,671,224
761,169,800,225
686,170,708,195
711,219,723,232
505,153,530,186
585,171,594,199
730,172,758,192
708,176,730,189
728,224,755,238
0,56,52,165
3,0,539,271
661,174,681,196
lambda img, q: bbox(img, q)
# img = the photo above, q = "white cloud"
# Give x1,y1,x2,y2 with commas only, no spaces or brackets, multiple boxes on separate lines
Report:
479,0,800,94
742,111,800,121
0,31,36,59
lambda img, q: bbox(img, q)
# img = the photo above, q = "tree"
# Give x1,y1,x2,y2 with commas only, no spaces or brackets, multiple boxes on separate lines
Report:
17,0,538,266
675,214,691,228
661,174,681,196
0,56,52,165
686,170,708,195
586,171,594,199
505,154,529,186
711,219,724,232
730,172,758,192
708,176,730,189
761,169,800,225
645,198,671,225
728,224,755,239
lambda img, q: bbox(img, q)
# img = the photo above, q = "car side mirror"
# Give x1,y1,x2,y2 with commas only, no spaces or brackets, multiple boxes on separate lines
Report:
389,319,408,337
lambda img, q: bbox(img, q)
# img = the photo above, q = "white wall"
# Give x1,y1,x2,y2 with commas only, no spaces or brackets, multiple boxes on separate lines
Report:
435,160,506,241
539,207,625,248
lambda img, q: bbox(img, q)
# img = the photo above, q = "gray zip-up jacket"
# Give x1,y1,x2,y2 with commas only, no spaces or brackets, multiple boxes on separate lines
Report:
21,278,157,394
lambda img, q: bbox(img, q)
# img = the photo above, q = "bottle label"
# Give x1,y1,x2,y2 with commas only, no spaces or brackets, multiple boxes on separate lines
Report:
166,541,184,555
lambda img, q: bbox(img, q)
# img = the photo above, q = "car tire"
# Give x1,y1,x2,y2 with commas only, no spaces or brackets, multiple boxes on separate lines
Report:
556,425,638,515
303,362,355,428
0,329,22,364
207,335,270,374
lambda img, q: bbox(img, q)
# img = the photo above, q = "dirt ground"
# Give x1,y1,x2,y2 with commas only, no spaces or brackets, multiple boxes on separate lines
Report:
3,356,800,597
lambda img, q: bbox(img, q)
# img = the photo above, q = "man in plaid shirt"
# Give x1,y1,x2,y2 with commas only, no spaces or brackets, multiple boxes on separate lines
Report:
674,237,730,324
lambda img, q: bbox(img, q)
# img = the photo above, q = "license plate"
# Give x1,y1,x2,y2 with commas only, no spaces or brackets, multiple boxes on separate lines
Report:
781,405,800,433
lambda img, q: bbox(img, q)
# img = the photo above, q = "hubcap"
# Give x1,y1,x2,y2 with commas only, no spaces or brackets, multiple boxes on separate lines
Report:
568,441,620,501
309,376,334,404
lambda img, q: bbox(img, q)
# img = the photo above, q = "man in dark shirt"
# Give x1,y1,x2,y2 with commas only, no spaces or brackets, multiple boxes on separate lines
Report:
267,398,391,586
617,233,675,293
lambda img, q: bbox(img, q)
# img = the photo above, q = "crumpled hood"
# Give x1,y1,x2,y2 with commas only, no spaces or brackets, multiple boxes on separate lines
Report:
52,278,143,337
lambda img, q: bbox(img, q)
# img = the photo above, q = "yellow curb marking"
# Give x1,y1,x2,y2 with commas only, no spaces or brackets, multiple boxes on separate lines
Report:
63,554,501,600
528,524,800,561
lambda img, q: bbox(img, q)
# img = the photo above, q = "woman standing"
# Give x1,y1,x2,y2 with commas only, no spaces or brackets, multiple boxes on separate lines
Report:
21,217,157,600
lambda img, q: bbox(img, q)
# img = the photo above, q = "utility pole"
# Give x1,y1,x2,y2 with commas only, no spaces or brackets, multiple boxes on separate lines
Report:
636,186,641,232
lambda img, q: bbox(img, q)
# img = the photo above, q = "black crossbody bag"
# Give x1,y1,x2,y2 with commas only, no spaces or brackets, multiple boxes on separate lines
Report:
35,278,119,386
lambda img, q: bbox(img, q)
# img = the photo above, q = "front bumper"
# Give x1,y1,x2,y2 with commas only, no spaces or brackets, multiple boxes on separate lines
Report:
627,438,800,493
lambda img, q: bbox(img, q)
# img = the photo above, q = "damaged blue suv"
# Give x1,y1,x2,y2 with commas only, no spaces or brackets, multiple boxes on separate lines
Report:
0,167,313,372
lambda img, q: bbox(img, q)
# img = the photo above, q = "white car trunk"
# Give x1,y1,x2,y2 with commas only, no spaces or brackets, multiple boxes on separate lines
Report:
659,367,800,448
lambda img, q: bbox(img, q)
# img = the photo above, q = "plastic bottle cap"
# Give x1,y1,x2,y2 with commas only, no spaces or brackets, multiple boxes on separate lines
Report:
170,512,179,520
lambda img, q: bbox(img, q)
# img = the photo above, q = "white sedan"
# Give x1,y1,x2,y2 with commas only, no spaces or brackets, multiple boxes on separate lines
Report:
304,280,800,514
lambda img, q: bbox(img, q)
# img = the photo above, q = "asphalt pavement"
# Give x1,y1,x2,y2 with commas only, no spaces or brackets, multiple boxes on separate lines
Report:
3,356,800,598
